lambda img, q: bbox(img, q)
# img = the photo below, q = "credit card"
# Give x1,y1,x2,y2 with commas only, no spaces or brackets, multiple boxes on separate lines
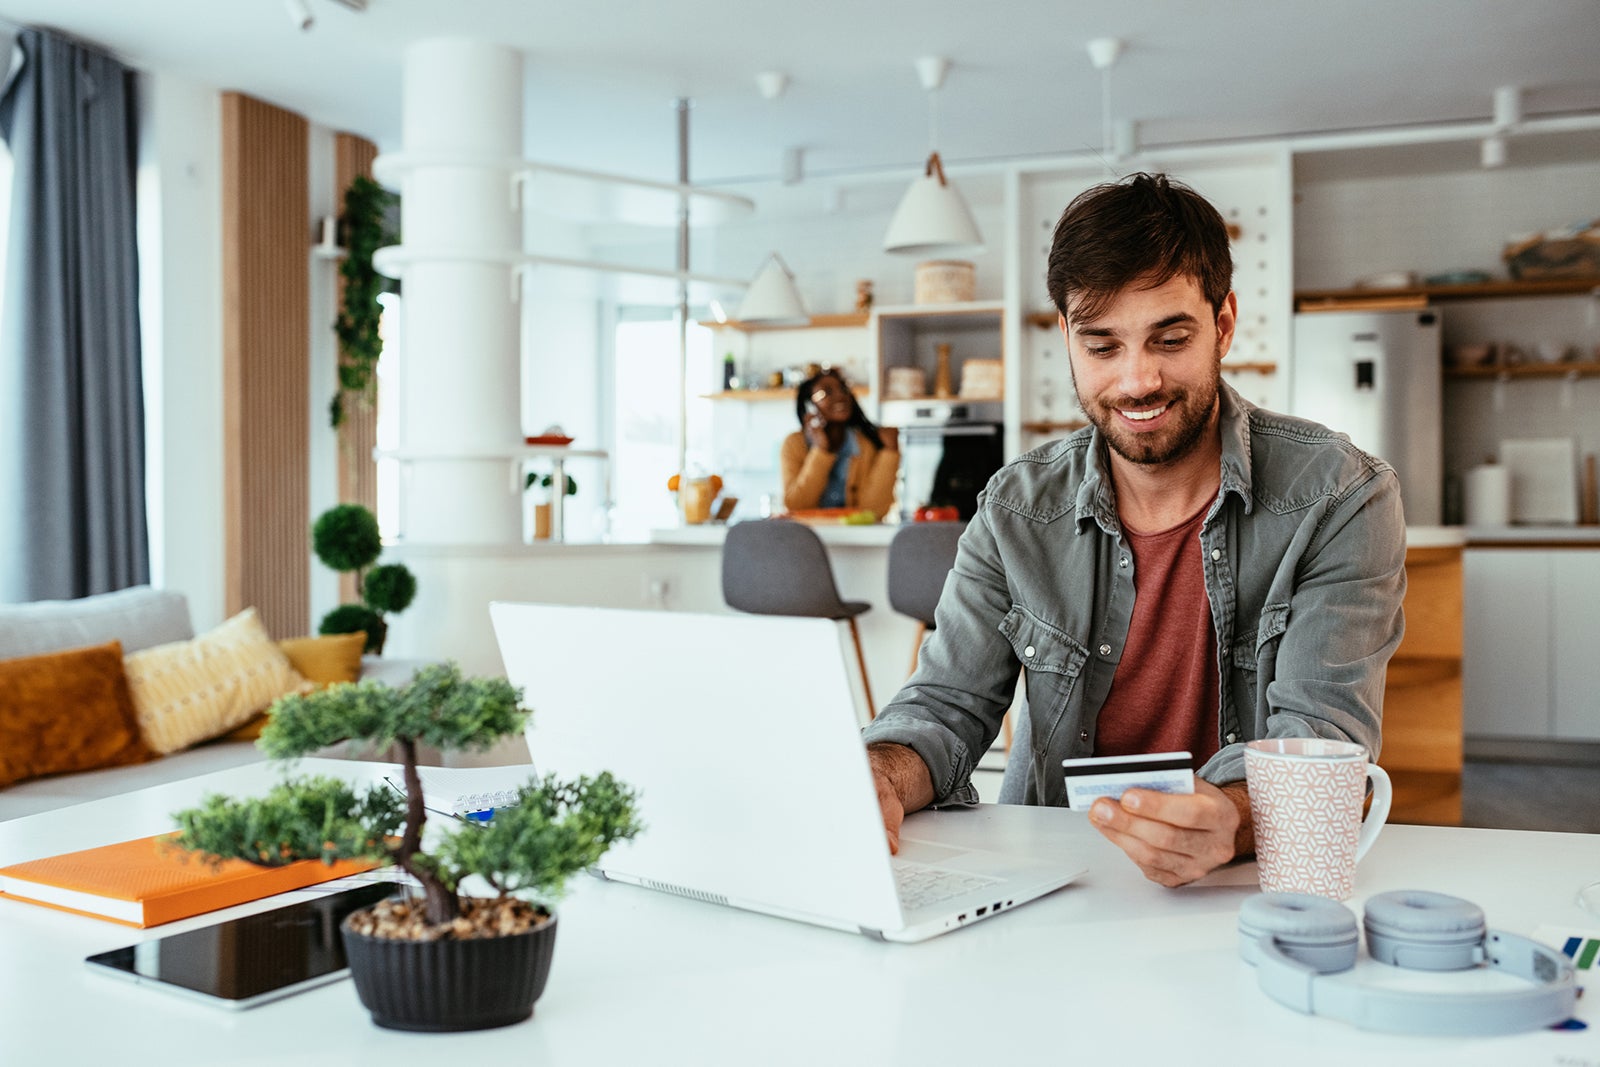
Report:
1061,751,1195,812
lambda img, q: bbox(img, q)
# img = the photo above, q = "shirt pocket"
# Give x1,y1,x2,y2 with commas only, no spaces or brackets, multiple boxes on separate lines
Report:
1232,603,1289,709
999,604,1089,722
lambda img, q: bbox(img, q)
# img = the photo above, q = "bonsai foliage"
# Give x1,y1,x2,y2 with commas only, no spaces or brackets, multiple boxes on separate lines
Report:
524,472,578,497
331,174,398,429
172,663,642,928
312,502,416,653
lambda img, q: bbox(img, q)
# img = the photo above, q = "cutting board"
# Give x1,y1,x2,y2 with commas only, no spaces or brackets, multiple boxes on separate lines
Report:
1500,437,1578,525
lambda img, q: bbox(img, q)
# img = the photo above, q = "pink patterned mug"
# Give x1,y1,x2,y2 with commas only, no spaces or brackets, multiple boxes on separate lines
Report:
1244,738,1392,900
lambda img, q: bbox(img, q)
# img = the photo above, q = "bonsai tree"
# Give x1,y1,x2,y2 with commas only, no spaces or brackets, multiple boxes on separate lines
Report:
312,502,417,653
171,662,642,931
524,471,578,498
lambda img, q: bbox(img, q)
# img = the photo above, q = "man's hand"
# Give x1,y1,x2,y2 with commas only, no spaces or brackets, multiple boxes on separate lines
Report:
867,743,934,855
1088,778,1253,887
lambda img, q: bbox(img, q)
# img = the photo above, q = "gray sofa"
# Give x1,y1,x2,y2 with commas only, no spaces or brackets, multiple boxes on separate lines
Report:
0,586,425,822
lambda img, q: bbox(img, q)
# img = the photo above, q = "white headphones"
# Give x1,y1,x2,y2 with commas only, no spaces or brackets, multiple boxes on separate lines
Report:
1238,890,1578,1035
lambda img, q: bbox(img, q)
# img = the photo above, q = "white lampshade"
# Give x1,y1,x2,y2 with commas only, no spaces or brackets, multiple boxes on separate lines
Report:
883,151,984,256
736,253,809,325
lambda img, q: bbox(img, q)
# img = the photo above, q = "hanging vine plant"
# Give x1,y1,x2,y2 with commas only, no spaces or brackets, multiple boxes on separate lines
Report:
331,175,399,429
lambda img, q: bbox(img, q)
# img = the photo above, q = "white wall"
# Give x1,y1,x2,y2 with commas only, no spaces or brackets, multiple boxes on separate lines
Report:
138,72,225,630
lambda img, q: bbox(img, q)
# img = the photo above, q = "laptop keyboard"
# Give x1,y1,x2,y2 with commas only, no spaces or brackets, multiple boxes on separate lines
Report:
893,861,1001,910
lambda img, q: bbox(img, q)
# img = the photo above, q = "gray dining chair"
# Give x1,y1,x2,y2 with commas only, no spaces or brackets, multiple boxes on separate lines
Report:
886,521,965,675
886,520,1013,750
720,519,876,718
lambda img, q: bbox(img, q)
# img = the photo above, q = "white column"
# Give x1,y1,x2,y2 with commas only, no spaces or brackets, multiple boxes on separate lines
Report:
393,39,523,543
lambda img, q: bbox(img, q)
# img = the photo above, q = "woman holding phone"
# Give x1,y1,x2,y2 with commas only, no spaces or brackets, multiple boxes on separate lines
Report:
779,367,900,518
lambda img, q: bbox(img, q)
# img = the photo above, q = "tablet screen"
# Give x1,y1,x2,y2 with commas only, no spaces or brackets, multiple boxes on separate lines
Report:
85,881,397,1010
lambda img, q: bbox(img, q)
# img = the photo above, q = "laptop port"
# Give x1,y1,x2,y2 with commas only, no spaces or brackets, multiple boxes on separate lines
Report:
976,906,988,916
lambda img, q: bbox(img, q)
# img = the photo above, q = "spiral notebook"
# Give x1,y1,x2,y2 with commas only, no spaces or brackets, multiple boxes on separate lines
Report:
383,765,538,818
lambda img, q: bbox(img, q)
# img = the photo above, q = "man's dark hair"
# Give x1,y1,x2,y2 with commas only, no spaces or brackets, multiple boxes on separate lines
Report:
1045,172,1232,324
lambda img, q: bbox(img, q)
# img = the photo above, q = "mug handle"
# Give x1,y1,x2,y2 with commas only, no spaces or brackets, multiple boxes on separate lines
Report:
1354,762,1392,864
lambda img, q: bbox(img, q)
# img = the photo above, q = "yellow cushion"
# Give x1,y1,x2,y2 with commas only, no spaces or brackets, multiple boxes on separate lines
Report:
124,608,309,754
226,632,367,741
0,640,154,788
278,631,366,686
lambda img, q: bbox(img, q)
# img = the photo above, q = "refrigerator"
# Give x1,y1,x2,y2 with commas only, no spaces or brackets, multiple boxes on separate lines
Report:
1290,309,1442,525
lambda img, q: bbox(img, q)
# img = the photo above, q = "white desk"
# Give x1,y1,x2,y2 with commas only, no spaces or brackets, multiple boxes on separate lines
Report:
1,760,1595,1066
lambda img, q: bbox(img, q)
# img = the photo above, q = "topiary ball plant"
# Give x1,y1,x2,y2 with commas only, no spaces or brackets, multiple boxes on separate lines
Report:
312,503,416,654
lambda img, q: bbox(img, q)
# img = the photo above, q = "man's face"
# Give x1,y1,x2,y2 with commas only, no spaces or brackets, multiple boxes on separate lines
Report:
1060,275,1236,468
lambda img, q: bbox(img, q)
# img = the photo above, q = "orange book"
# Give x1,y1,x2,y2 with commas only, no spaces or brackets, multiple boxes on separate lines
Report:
0,833,381,928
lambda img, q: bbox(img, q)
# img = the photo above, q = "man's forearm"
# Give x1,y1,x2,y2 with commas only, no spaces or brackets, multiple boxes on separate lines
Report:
868,742,935,814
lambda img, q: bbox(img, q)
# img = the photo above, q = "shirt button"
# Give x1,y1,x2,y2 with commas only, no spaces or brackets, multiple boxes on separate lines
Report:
1119,556,1129,568
1226,732,1239,744
1099,643,1112,656
1079,730,1090,743
1211,548,1221,561
1023,645,1035,658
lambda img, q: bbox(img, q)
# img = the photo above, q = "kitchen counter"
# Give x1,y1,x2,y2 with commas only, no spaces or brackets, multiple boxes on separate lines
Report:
1461,525,1600,545
650,523,899,547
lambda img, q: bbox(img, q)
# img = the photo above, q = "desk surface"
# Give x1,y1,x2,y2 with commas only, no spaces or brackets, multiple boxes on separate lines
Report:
1,760,1594,1066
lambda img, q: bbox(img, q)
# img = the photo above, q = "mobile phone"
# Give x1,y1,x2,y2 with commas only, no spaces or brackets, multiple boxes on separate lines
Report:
84,881,397,1010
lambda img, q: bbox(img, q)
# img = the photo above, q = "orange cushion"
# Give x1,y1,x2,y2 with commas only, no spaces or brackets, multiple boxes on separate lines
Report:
225,632,367,741
0,640,154,788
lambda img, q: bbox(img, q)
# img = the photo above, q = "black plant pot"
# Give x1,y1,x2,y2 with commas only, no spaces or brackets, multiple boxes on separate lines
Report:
340,908,558,1032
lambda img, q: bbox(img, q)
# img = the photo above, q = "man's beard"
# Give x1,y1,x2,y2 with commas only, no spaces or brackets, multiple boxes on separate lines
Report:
1071,347,1222,467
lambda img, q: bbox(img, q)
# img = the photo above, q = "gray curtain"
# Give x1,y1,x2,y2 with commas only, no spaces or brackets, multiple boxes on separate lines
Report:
0,28,147,602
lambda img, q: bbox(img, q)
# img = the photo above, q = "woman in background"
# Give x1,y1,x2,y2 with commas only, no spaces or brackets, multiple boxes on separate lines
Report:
780,367,899,518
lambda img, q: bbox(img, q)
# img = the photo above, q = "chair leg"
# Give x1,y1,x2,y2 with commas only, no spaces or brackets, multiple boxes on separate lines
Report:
846,617,876,720
907,622,928,677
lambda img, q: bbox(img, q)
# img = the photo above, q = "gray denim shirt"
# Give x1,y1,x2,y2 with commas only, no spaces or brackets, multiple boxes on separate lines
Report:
862,382,1407,808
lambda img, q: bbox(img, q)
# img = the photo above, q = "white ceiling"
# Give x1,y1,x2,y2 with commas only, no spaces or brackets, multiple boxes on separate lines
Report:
3,0,1599,187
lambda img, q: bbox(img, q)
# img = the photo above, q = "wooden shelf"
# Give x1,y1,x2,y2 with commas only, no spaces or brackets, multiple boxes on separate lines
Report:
1446,360,1600,380
698,312,868,332
1026,311,1058,329
701,386,871,401
1295,276,1600,311
1020,420,1087,435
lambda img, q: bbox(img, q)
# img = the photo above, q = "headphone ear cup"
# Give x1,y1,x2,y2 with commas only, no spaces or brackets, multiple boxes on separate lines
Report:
1363,890,1487,971
1238,892,1359,973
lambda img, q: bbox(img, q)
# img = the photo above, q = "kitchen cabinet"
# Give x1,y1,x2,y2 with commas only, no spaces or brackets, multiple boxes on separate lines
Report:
1382,543,1464,825
1464,547,1600,742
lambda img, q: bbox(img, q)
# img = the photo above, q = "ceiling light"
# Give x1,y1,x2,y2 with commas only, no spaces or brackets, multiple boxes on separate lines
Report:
883,56,984,256
284,0,313,31
1493,86,1522,130
736,253,809,325
756,71,790,101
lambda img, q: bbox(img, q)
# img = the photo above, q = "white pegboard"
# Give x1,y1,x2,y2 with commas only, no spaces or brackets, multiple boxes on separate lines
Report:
1016,156,1293,448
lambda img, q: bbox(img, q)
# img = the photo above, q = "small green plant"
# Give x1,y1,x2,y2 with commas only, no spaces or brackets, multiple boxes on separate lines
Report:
524,472,578,497
331,175,399,429
172,663,642,927
312,503,416,653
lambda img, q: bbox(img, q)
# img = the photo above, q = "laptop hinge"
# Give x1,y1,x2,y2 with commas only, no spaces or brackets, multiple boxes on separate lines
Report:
859,927,887,942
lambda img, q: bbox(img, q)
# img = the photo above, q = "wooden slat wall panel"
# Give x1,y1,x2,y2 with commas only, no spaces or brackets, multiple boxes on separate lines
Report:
333,133,379,607
221,93,310,639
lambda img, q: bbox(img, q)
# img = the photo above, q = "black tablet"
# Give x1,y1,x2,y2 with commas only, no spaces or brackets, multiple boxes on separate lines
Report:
85,881,397,1010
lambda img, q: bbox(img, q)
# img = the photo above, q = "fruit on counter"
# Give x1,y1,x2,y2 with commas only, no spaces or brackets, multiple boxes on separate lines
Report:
841,509,877,525
667,473,681,491
914,505,961,522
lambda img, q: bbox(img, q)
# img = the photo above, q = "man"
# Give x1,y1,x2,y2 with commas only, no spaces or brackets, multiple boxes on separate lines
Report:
862,172,1406,887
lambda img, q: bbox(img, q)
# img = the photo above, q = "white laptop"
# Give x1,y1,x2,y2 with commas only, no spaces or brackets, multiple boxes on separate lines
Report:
489,601,1086,942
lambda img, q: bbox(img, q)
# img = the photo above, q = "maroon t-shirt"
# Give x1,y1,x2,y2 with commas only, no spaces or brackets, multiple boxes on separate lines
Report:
1092,499,1220,765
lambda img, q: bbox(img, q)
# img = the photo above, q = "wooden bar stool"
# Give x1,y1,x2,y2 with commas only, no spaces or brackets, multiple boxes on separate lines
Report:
721,519,876,718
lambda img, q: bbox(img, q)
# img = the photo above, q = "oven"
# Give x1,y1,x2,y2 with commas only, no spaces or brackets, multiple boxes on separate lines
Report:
887,400,1005,523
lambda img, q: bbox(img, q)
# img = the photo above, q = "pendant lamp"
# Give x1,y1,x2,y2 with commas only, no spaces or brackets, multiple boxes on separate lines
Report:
736,253,808,325
883,57,983,256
